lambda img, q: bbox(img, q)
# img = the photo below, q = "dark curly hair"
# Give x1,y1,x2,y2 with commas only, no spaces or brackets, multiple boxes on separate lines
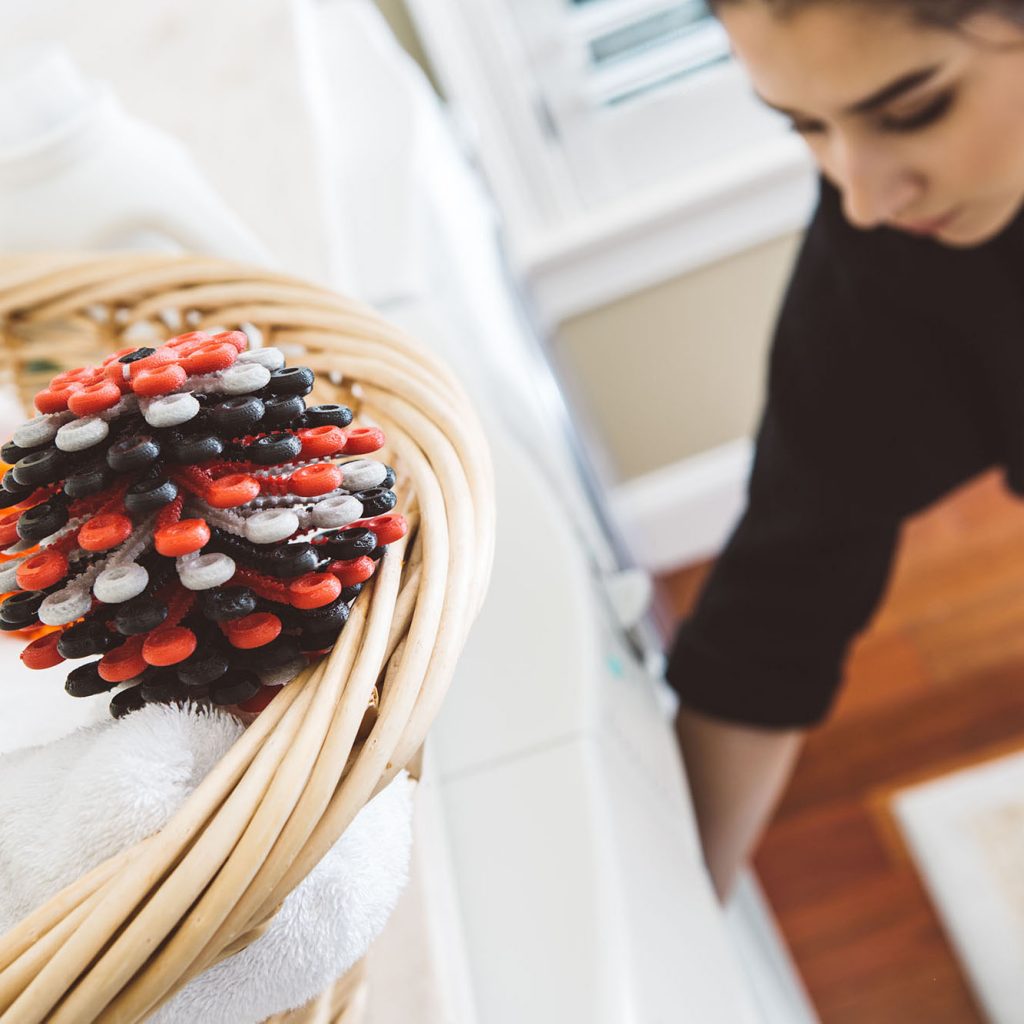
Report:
707,0,1024,25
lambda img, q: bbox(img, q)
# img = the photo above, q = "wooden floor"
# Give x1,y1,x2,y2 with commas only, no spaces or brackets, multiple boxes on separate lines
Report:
657,467,1024,1024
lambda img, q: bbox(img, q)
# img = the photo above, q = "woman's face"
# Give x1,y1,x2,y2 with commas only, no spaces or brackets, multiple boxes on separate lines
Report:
719,4,1024,246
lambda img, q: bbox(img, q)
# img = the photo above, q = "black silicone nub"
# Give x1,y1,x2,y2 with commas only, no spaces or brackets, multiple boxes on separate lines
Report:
299,595,349,629
320,527,376,561
233,636,304,674
210,669,262,706
66,661,114,698
261,394,305,427
177,647,231,687
211,396,265,436
110,685,147,718
64,463,112,499
340,583,364,603
380,465,396,490
3,468,34,496
167,434,224,464
16,498,68,542
204,530,262,568
303,404,353,428
12,446,64,487
249,636,302,670
58,619,120,660
297,625,341,653
114,595,169,636
107,435,161,473
268,603,304,630
1,440,32,464
247,432,303,465
200,586,257,622
264,542,322,579
0,487,29,509
267,367,314,397
351,488,396,517
124,475,178,514
0,589,44,626
119,347,156,364
141,669,189,704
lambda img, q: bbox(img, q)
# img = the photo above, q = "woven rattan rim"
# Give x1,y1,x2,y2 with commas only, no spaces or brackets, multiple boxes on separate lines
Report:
0,253,495,1024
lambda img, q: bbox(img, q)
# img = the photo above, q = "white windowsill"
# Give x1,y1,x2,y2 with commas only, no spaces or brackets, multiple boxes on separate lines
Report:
610,437,753,573
514,133,818,328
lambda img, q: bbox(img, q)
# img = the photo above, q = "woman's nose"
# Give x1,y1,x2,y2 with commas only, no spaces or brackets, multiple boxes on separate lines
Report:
831,138,920,230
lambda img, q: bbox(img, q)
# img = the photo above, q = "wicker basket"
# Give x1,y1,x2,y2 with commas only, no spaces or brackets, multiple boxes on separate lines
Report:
0,253,495,1024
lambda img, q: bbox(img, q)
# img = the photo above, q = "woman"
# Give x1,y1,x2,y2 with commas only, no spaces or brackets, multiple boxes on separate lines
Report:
668,0,1024,902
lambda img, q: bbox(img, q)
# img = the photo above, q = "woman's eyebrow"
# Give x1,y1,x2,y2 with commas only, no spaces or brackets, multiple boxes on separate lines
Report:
754,64,944,119
845,64,943,114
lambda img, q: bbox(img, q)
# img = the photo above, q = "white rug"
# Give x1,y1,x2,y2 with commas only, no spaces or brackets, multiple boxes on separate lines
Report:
890,749,1024,1024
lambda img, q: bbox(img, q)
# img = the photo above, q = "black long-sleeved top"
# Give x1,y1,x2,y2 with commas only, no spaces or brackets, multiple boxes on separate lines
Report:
665,177,1024,729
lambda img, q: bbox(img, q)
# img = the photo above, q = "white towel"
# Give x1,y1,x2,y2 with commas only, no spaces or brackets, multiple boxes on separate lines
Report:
0,700,415,1023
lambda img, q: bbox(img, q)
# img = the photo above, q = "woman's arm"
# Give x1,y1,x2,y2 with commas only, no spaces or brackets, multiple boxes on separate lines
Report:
674,704,806,902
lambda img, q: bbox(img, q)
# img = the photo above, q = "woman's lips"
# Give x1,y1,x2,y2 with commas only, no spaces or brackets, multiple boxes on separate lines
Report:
895,207,961,236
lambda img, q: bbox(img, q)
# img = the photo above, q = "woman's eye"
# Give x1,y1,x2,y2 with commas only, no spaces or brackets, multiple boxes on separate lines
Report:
785,90,955,137
788,119,826,136
881,92,955,133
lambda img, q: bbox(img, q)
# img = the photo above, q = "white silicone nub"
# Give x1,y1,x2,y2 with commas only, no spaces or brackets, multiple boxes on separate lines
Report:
178,552,236,590
312,495,363,528
245,509,299,544
236,347,285,371
39,586,93,625
341,460,387,492
0,563,20,592
13,416,60,448
93,563,149,603
220,363,272,395
56,416,109,452
142,392,200,427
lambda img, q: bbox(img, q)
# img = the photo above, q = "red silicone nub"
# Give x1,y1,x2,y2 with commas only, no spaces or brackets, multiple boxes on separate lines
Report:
21,632,65,670
207,474,261,508
143,627,198,666
222,612,282,649
289,573,342,610
290,464,342,497
154,518,211,556
78,513,133,552
343,427,385,454
16,549,69,590
329,556,376,588
99,638,148,682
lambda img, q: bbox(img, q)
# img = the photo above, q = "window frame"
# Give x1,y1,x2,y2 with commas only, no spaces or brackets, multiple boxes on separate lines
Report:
404,0,817,326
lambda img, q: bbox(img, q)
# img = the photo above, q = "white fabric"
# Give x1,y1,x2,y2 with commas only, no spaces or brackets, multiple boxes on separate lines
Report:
0,701,414,1023
0,20,335,284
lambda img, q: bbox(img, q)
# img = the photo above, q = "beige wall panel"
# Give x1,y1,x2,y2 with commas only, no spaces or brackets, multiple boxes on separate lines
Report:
554,232,803,481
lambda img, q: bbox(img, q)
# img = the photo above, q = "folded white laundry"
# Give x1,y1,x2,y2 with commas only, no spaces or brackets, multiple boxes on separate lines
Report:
0,700,415,1023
